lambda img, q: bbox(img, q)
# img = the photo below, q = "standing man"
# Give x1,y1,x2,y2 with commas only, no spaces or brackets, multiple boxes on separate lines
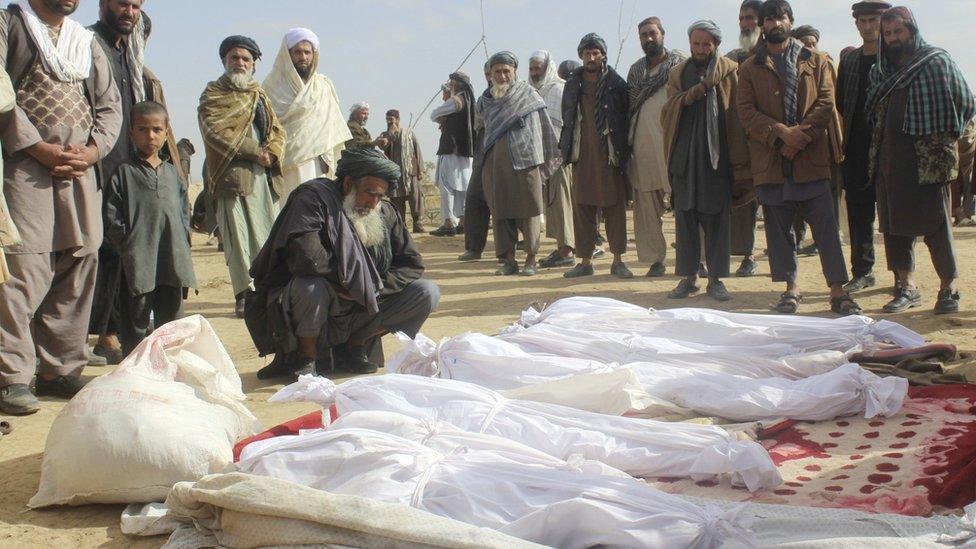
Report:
626,18,685,277
562,34,633,279
530,49,575,269
88,1,184,365
481,52,559,276
429,72,476,237
0,0,122,414
662,21,751,301
457,61,493,261
263,28,351,203
736,0,861,315
867,7,975,314
346,102,386,150
198,36,285,318
726,0,763,277
381,109,426,233
837,1,891,293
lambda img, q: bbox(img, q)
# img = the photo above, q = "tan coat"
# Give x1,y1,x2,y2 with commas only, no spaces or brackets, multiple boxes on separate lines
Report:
736,43,836,186
661,56,752,205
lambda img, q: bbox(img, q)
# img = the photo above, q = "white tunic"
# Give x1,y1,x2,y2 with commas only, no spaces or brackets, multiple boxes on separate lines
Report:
237,426,756,549
270,374,782,492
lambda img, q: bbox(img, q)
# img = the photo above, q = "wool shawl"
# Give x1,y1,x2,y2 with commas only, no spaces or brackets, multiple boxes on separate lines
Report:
626,49,685,122
198,74,286,186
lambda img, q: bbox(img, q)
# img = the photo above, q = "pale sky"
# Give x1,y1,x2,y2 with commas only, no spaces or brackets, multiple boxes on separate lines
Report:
67,0,975,182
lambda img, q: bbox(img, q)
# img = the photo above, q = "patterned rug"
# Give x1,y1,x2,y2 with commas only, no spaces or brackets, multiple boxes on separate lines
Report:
235,387,976,517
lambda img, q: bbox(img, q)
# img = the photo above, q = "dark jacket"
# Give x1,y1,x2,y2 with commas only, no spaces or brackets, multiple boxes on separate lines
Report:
736,43,836,186
560,65,631,170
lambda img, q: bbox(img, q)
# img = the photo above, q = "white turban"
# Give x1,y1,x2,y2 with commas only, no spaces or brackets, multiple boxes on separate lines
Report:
350,101,369,114
529,49,547,61
285,27,319,51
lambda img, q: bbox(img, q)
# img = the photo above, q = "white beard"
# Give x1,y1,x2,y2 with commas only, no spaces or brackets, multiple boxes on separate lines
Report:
343,192,387,248
739,28,761,52
225,69,255,90
490,82,511,99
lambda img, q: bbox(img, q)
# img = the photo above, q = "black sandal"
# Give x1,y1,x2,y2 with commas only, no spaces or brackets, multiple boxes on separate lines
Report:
775,292,802,314
830,293,862,316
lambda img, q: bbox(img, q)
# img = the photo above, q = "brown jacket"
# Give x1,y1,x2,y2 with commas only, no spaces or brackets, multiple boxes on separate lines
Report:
736,41,836,186
662,56,753,206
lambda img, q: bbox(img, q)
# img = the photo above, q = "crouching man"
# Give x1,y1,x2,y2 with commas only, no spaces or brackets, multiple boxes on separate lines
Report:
246,148,440,379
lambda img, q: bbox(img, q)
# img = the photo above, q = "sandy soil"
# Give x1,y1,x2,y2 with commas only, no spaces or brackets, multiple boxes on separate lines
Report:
2,209,975,548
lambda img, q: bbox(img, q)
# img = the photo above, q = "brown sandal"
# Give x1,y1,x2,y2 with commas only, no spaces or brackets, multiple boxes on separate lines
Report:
830,293,862,316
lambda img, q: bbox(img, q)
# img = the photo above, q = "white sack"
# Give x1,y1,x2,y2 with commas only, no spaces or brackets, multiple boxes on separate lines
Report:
237,426,757,549
30,315,260,508
270,374,781,491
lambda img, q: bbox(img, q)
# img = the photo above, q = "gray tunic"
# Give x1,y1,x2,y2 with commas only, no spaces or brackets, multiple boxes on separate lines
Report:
0,10,122,256
481,136,543,219
104,158,196,296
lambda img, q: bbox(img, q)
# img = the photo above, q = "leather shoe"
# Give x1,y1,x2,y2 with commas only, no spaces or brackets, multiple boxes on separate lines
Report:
520,263,538,276
92,343,124,365
457,250,482,261
34,375,86,399
563,263,594,278
883,287,922,313
844,274,876,293
707,281,732,301
257,353,309,380
668,278,700,299
0,384,39,415
495,261,519,276
412,221,425,234
735,258,757,277
335,346,379,375
429,225,456,237
610,262,634,279
798,243,819,256
645,262,666,277
234,295,246,319
935,289,961,315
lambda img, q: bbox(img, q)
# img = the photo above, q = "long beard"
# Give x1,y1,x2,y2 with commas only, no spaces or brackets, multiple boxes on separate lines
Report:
225,69,255,90
642,41,663,58
296,65,312,80
739,28,761,51
343,193,387,248
490,82,511,99
764,28,789,45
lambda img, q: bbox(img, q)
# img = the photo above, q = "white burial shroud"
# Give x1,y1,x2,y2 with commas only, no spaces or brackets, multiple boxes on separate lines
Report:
390,332,908,422
517,296,925,353
269,374,782,491
236,423,757,549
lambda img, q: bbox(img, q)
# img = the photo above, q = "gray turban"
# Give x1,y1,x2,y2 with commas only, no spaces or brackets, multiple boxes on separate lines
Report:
791,25,820,41
688,20,722,45
558,60,581,79
219,35,261,61
577,33,607,56
488,51,518,69
335,148,401,191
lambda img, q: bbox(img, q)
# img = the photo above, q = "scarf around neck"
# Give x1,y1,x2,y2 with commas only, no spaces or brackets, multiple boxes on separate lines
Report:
15,2,93,82
481,80,546,152
627,49,683,120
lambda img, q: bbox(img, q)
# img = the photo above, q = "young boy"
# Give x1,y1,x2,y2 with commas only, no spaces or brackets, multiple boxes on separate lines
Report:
105,101,197,355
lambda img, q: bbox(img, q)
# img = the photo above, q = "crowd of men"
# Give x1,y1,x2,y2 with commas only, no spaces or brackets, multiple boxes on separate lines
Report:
0,0,974,413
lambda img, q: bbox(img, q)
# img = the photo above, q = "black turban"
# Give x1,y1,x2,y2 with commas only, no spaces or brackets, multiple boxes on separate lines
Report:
577,33,607,57
219,35,262,61
488,51,518,69
335,147,401,191
791,25,820,41
557,59,581,80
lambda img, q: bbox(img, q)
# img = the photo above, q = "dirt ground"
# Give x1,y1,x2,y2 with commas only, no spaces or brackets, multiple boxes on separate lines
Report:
2,208,976,548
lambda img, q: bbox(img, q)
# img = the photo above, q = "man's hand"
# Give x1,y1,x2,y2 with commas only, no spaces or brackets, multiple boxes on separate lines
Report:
257,149,275,168
687,83,707,103
372,136,389,148
778,124,813,150
781,144,801,160
48,144,98,179
27,141,68,170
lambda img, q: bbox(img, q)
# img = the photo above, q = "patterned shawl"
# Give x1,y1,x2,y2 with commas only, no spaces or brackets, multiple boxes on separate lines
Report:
777,38,804,127
481,80,547,152
198,74,286,185
865,18,975,137
626,49,685,121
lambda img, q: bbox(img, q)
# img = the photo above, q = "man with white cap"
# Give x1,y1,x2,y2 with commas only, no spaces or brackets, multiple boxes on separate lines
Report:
346,101,387,150
529,49,576,269
263,27,352,203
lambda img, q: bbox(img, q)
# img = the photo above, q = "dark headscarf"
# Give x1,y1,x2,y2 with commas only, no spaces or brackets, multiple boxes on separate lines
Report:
219,35,262,61
791,25,820,42
577,33,607,57
335,147,401,192
449,71,478,146
489,51,518,69
558,60,581,80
